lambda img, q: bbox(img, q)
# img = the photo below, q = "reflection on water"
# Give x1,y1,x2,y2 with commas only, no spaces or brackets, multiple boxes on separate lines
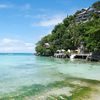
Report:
0,54,100,98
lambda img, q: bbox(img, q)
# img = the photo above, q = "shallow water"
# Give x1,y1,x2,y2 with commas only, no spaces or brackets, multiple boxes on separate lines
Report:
0,54,100,98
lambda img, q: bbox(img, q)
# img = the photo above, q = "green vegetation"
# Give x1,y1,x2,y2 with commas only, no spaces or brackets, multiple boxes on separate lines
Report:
1,77,100,100
0,84,46,100
46,87,91,100
35,1,100,56
92,1,100,11
71,87,92,100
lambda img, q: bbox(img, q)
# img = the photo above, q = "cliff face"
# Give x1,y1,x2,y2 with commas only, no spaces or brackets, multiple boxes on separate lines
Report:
35,1,100,56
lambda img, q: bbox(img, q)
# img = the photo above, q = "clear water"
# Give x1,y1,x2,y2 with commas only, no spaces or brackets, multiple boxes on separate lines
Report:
0,54,100,97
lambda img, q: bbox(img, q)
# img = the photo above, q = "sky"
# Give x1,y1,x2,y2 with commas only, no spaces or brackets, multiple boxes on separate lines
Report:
0,0,98,53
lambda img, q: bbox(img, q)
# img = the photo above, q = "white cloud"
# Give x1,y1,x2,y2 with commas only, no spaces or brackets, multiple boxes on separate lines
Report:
32,14,66,27
0,38,34,53
23,13,49,19
0,4,13,9
0,4,8,8
20,3,31,11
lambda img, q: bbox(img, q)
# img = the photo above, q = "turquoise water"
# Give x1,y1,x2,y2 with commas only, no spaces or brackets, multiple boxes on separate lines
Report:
0,54,100,98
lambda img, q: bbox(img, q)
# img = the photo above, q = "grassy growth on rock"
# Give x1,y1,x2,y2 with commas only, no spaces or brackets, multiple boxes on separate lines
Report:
0,77,100,100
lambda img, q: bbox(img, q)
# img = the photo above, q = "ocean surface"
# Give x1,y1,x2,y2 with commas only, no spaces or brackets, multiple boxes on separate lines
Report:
0,53,100,99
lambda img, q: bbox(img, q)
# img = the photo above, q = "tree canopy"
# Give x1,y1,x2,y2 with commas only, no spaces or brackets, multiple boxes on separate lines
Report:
35,2,100,56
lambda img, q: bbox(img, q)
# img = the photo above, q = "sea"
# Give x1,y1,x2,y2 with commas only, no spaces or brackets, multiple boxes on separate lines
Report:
0,53,100,99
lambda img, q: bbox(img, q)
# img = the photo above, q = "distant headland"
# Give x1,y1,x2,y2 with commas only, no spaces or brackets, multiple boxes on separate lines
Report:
35,1,100,61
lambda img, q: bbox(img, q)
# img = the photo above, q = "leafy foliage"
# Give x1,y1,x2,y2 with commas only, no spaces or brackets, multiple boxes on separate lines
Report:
35,2,100,56
92,1,100,10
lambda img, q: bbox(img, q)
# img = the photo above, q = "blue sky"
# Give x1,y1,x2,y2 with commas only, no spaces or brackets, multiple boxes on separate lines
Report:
0,0,98,53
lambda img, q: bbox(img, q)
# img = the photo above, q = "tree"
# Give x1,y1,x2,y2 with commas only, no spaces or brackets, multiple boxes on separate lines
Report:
35,1,100,56
92,1,100,10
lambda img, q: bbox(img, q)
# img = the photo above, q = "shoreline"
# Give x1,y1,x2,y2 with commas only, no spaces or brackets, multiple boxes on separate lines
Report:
35,54,100,62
